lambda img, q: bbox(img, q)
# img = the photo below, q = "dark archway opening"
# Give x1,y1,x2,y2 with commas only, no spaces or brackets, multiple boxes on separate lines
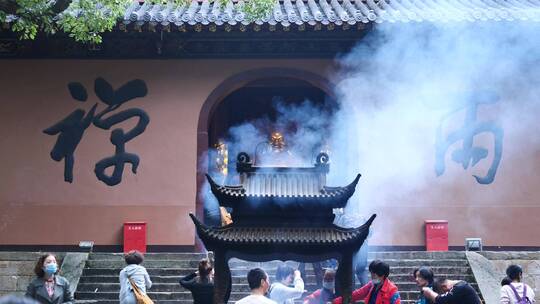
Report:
204,77,338,226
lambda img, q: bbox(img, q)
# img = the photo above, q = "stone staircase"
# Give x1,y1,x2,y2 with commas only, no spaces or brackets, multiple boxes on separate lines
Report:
367,251,482,303
75,251,482,304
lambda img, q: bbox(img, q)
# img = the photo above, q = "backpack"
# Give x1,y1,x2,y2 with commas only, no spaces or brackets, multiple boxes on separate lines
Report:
508,284,532,304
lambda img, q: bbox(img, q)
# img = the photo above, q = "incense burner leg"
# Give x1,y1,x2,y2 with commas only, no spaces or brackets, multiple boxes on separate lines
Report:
213,251,231,304
337,253,353,304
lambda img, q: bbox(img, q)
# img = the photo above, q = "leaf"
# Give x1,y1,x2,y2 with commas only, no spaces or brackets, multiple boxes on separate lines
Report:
67,82,88,101
94,77,115,105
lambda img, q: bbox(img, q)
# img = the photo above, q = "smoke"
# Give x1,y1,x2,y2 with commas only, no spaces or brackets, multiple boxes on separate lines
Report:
225,98,334,167
327,22,540,244
202,98,335,223
203,22,540,240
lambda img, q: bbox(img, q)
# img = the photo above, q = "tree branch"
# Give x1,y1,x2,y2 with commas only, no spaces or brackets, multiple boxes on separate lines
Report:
0,0,18,15
50,0,73,14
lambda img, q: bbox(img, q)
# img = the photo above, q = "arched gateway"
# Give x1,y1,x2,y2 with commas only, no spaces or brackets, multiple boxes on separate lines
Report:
195,68,376,304
196,68,336,225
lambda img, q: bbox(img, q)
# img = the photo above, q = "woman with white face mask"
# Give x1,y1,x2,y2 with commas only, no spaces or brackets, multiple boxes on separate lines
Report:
25,254,73,304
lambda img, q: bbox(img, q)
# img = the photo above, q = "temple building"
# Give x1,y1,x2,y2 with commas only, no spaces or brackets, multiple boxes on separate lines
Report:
1,0,540,252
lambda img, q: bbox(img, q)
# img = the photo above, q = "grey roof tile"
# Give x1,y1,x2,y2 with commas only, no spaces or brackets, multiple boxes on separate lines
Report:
203,225,365,244
5,0,537,31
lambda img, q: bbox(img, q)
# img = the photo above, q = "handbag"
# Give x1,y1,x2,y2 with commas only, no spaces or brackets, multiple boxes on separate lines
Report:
129,278,154,304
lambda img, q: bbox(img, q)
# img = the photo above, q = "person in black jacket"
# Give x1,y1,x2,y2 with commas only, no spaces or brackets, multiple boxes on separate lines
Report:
25,254,73,304
179,258,214,304
422,277,481,304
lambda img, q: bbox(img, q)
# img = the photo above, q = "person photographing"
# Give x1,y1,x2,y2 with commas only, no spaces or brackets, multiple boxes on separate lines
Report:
269,264,305,304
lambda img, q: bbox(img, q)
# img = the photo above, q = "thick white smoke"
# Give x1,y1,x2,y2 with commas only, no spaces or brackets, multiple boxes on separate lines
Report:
331,22,540,213
225,98,334,167
205,22,540,242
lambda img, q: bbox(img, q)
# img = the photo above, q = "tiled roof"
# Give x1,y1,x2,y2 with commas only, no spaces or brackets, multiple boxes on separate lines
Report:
125,0,540,27
207,173,360,198
206,173,361,217
190,213,377,245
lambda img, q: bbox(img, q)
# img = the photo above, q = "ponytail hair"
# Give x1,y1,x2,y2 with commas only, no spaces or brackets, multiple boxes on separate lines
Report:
198,259,213,283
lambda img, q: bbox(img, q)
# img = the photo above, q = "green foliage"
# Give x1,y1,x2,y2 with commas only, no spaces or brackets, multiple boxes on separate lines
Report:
0,0,275,44
59,0,131,44
10,0,56,40
243,0,274,21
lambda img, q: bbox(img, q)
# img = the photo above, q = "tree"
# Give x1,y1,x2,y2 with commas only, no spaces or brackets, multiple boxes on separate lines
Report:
0,0,274,44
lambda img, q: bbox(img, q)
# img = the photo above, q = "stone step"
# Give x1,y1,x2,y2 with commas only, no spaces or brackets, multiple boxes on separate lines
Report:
74,301,221,304
85,259,315,269
87,254,467,269
82,268,329,278
369,251,466,260
77,280,479,293
81,274,325,284
74,299,373,304
77,252,480,303
75,299,258,304
0,252,66,261
82,265,472,277
75,289,466,301
83,268,185,276
88,253,209,261
228,259,470,268
74,301,421,304
388,266,472,275
80,271,477,284
79,273,475,285
385,274,475,282
87,251,468,261
86,260,202,269
369,259,469,267
76,291,199,301
76,291,251,301
85,258,469,269
78,282,323,293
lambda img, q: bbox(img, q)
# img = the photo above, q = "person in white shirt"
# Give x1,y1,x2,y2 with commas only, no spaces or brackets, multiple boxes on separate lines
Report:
500,265,536,303
236,268,276,304
269,264,305,304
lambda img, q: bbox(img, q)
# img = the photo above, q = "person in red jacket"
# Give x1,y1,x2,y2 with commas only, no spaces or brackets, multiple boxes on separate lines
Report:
333,260,400,304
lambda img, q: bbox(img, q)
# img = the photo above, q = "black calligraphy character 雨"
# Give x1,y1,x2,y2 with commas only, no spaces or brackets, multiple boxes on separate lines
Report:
435,91,504,185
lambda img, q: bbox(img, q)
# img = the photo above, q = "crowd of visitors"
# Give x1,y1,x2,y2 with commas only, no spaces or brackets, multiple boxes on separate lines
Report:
0,252,536,304
170,256,531,304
